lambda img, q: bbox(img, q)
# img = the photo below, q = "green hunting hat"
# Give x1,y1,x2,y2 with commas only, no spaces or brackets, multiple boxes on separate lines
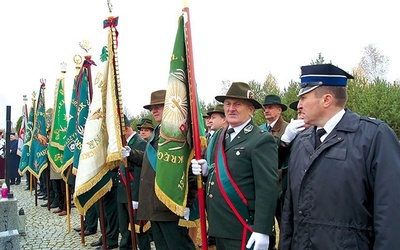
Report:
143,90,166,110
207,104,225,116
215,82,262,109
137,120,154,130
123,114,130,126
262,94,287,111
202,108,213,118
138,118,152,125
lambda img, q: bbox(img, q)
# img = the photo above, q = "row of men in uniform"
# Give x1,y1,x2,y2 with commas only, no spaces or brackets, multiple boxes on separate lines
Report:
34,118,157,250
70,63,399,250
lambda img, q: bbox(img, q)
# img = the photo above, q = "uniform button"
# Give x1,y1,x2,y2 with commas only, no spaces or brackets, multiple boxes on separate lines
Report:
298,210,303,215
209,194,213,198
211,181,214,185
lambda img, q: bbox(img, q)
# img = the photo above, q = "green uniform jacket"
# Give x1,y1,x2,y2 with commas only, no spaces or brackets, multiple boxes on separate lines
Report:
207,120,279,239
117,133,147,203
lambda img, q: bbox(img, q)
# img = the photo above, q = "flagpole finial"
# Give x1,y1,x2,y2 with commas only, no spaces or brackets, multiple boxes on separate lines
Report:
79,40,92,54
107,0,113,14
73,54,82,74
40,78,46,88
60,61,67,79
31,91,36,104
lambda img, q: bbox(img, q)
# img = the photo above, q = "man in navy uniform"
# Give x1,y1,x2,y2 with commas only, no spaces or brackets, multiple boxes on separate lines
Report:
279,64,400,249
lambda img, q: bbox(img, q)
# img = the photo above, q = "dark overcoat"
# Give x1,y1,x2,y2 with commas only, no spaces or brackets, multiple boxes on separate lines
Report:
9,139,20,180
279,109,400,249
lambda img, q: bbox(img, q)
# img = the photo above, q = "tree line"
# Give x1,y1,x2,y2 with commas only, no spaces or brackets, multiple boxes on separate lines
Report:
130,48,400,138
17,46,400,139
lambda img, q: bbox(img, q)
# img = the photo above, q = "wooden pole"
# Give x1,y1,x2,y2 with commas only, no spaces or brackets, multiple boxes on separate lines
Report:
123,158,138,250
66,182,71,232
99,198,107,250
183,5,208,250
46,165,50,211
80,215,85,246
29,173,33,193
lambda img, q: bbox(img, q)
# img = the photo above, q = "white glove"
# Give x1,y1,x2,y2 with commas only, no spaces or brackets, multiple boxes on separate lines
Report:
281,118,306,143
183,207,190,220
132,201,138,209
191,159,209,176
246,232,269,250
121,146,131,158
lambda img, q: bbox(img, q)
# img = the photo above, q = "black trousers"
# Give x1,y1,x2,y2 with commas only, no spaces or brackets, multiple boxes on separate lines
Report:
85,205,98,232
95,186,119,246
151,220,195,250
117,202,151,250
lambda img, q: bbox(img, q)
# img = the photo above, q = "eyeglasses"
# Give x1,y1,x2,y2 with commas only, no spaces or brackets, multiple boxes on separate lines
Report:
149,105,163,111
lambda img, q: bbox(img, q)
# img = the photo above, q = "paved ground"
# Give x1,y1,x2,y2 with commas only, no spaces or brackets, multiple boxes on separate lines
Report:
7,180,278,249
11,180,103,250
11,180,205,250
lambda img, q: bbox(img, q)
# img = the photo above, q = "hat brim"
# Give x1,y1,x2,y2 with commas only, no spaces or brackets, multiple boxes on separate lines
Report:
207,111,225,116
262,103,287,111
289,101,299,111
138,126,154,130
297,85,320,97
143,101,164,110
215,95,262,109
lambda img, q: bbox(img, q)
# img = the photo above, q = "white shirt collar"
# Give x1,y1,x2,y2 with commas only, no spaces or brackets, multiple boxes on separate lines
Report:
126,131,136,143
319,109,345,141
268,118,279,128
228,118,252,140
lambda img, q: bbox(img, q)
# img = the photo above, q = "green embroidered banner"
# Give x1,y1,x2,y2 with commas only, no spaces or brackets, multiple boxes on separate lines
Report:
62,76,78,180
18,99,35,176
48,78,67,171
155,15,192,216
28,82,48,178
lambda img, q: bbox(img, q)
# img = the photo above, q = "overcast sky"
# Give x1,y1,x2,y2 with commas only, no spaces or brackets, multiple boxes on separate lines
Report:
1,0,399,129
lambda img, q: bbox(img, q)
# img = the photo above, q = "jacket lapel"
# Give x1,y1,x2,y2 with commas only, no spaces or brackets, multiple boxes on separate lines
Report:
225,122,254,150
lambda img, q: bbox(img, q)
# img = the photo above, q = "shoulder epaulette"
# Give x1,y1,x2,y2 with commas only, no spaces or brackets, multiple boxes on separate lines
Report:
360,116,383,125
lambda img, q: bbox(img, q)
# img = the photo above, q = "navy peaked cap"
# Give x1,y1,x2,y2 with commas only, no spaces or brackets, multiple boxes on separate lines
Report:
298,64,354,96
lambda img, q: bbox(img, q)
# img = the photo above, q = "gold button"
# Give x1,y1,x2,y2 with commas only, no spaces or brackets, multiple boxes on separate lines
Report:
209,194,213,198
